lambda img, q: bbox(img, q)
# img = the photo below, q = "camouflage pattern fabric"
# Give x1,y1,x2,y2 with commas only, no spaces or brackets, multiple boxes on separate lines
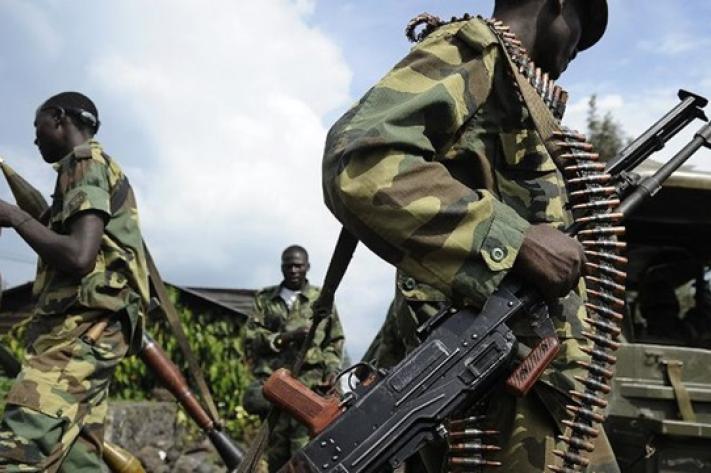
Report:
0,315,128,472
34,139,149,354
323,17,618,472
0,140,146,471
243,283,345,472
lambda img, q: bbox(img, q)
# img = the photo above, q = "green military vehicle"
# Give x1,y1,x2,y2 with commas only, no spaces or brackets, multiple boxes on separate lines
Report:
605,165,711,472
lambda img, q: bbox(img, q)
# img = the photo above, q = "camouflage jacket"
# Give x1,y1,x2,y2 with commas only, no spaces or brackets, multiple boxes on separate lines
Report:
323,16,588,341
322,17,593,409
243,283,345,388
32,140,149,350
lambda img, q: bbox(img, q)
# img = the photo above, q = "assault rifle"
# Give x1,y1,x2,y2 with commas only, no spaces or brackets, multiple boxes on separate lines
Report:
265,90,711,473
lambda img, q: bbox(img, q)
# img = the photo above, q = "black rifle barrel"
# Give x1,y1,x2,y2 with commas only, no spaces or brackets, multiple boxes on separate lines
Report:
606,89,708,176
617,121,711,217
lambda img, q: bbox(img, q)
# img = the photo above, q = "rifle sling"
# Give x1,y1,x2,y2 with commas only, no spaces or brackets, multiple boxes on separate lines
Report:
495,37,567,165
110,175,223,426
144,246,223,426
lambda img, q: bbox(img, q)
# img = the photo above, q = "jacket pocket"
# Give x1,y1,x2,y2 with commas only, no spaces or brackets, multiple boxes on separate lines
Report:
497,130,569,225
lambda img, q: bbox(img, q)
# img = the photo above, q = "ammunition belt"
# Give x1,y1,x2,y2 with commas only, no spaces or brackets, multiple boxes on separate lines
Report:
445,20,626,472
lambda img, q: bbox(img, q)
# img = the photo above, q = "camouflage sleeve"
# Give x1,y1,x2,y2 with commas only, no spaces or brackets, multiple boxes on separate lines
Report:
243,294,280,357
322,20,530,307
56,154,111,226
321,307,345,377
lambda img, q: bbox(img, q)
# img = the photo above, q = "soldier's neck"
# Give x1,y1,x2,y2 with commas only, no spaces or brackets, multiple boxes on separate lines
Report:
492,10,540,60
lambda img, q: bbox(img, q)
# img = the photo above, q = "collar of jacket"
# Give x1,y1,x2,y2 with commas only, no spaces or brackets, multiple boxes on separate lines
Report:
269,280,317,302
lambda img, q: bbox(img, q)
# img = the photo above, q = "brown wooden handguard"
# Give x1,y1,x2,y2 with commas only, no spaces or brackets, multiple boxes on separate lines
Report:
140,335,214,431
505,336,561,397
263,368,342,436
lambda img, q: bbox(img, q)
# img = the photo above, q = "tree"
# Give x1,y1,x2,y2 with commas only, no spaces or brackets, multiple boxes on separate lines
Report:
586,95,628,161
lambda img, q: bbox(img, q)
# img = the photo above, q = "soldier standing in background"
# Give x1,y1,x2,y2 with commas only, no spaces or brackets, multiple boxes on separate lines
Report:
0,92,148,472
243,245,345,472
322,0,620,472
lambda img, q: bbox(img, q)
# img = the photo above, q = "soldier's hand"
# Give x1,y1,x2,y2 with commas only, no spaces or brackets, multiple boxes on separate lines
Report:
276,327,309,348
513,224,586,300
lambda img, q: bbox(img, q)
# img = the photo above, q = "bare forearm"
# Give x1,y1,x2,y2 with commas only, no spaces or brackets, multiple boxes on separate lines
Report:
9,207,98,275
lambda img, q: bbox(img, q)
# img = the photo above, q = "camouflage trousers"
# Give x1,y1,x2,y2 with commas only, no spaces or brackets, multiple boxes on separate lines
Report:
0,311,128,472
267,415,309,473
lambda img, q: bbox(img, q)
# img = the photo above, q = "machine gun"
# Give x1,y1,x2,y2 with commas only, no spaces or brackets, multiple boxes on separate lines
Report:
265,90,711,473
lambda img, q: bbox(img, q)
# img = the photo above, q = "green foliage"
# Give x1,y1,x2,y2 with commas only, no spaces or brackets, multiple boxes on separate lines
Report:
0,290,260,443
111,287,261,441
587,95,629,161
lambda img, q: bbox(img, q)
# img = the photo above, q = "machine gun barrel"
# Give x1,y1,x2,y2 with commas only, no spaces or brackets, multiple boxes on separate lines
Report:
606,89,708,175
617,121,711,217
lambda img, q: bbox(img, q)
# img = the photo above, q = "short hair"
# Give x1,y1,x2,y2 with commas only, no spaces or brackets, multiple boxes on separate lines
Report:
40,91,100,134
282,245,309,260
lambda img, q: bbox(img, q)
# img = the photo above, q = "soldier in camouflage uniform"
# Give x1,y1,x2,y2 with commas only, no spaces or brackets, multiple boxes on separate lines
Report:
0,92,148,472
243,245,345,472
323,0,619,472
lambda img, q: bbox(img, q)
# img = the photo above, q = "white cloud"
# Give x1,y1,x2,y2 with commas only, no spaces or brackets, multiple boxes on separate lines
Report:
80,0,390,358
637,34,711,57
4,0,63,59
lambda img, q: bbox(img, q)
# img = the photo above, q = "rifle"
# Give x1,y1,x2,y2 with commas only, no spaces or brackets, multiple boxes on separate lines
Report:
267,90,711,473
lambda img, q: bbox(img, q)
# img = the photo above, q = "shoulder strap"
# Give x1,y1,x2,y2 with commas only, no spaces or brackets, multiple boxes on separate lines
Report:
494,36,567,165
143,245,223,426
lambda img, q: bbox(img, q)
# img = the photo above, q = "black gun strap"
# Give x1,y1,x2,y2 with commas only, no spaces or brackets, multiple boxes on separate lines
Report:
237,228,359,473
293,228,358,374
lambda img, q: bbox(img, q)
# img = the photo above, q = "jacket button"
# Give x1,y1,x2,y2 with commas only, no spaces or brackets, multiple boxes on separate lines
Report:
491,247,506,262
403,278,417,291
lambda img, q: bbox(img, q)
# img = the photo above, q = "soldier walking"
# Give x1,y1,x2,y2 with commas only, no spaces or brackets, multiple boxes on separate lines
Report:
243,245,345,472
322,0,619,471
0,92,149,472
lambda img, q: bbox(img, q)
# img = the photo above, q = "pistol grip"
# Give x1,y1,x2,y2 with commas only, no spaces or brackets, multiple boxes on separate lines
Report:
505,336,560,397
263,368,342,436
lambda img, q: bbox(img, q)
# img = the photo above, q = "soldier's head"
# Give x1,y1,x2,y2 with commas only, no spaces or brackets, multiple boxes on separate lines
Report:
493,0,608,79
281,245,310,290
34,92,101,163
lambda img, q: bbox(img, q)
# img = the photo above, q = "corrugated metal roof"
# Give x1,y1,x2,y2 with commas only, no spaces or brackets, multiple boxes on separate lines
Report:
179,286,256,318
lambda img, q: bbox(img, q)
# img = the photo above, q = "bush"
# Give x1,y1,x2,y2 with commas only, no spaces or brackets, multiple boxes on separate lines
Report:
0,288,261,443
111,287,261,442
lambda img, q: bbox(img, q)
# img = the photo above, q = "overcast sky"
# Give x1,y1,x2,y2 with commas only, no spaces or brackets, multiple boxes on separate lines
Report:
1,0,711,360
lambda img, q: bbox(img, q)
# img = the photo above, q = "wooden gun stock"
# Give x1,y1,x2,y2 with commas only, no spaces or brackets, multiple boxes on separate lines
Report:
505,336,560,396
263,369,342,436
